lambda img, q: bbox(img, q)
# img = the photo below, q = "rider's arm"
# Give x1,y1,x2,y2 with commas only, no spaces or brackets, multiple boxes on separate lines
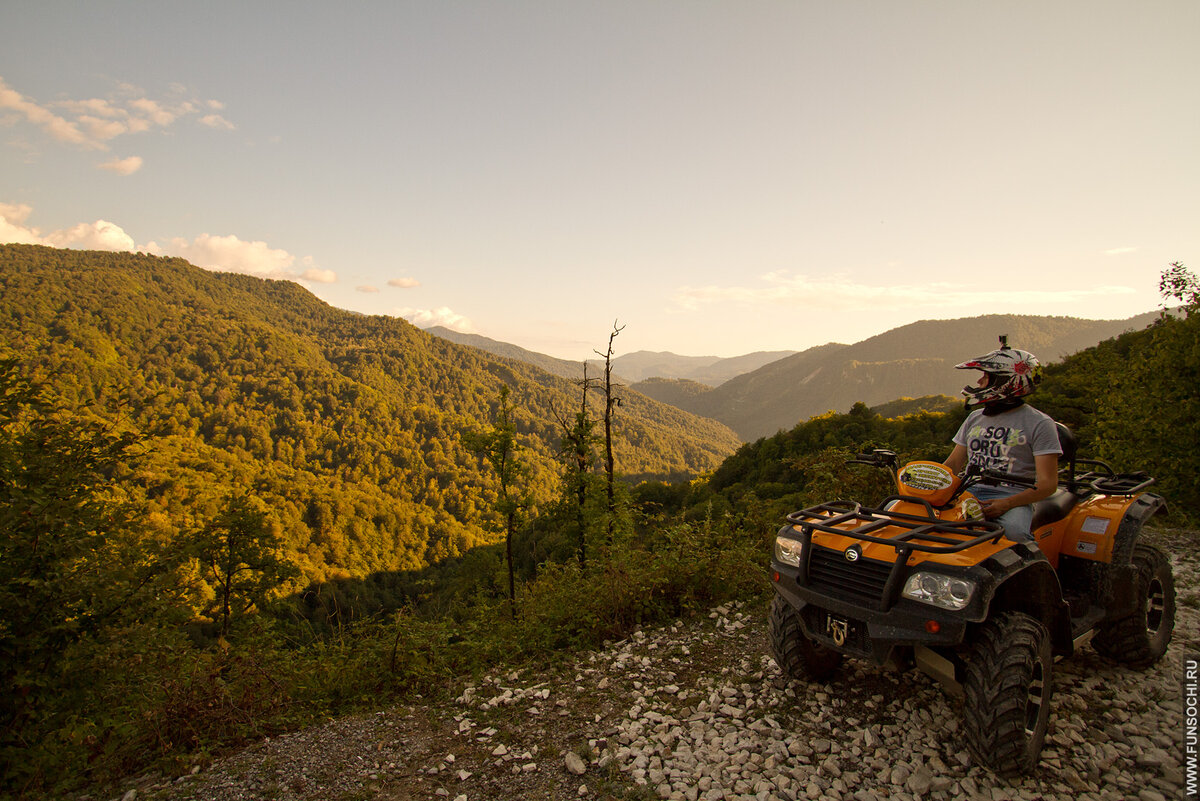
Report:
944,444,968,474
979,452,1060,515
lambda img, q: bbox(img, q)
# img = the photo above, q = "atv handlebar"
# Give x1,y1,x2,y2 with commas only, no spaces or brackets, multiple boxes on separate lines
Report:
846,449,900,470
972,465,1038,490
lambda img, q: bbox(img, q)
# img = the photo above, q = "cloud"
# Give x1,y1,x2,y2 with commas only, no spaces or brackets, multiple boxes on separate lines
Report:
387,277,421,289
672,270,1136,314
0,77,95,148
356,285,380,293
79,115,128,140
396,306,475,332
58,97,124,118
98,155,144,175
199,114,235,130
0,202,42,244
0,203,33,225
300,268,336,284
128,97,177,127
1,202,334,285
45,220,137,251
155,234,338,284
0,204,140,251
0,76,235,172
160,233,294,277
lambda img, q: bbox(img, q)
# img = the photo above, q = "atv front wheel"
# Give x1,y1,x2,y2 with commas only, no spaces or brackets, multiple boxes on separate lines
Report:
769,595,843,682
1092,543,1175,667
962,611,1053,777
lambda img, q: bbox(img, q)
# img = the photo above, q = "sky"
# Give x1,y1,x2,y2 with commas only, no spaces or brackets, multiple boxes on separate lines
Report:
2,2,1197,361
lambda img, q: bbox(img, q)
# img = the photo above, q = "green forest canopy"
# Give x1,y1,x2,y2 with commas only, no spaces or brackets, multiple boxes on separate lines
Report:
0,244,740,586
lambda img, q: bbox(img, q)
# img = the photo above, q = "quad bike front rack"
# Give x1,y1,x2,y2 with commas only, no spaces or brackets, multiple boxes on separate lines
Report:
782,501,1006,613
784,499,1006,555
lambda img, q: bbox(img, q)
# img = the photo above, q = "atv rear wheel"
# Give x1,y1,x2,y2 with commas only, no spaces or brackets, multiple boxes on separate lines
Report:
1092,543,1175,667
769,595,843,682
962,611,1053,777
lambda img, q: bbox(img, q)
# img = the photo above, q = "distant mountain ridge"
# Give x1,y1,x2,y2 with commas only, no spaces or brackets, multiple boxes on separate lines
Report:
423,328,794,388
607,350,798,386
424,326,588,381
635,313,1159,441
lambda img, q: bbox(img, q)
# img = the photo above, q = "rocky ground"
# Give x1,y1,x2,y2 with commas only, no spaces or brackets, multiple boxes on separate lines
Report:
124,529,1197,801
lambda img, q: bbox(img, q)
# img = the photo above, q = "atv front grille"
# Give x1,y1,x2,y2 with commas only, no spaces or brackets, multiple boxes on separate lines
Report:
806,545,892,607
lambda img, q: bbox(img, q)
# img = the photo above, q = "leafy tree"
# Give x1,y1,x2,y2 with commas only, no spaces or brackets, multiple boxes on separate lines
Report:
553,364,601,566
1158,260,1200,314
463,385,528,608
1088,262,1200,515
0,358,171,755
194,493,300,637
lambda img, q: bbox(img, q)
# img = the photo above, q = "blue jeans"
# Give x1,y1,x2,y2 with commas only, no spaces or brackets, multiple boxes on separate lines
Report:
972,486,1034,542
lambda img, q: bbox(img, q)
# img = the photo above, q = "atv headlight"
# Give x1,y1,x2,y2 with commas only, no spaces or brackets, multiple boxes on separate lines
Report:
774,536,804,567
902,572,975,611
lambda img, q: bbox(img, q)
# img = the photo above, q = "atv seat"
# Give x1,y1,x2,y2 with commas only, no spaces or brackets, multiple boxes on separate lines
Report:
1031,489,1078,531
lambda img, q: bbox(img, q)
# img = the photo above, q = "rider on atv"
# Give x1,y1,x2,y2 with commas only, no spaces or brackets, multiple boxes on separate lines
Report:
943,339,1061,542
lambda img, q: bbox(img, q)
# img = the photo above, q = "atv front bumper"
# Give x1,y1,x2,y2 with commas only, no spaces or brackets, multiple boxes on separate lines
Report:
772,561,971,666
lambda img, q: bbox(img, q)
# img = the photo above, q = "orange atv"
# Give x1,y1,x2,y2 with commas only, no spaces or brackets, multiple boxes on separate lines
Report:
768,425,1175,776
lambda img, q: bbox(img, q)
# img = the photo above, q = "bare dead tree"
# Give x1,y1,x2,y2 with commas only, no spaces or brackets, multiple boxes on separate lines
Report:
594,320,624,540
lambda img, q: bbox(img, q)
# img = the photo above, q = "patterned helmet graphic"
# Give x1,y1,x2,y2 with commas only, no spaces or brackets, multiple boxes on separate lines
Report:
955,337,1043,408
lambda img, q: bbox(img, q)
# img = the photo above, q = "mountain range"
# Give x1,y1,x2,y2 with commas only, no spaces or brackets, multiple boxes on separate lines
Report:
425,326,795,387
605,349,798,385
650,313,1158,440
439,313,1157,442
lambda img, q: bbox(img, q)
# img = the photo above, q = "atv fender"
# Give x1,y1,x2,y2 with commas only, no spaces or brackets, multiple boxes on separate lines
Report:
988,558,1073,658
1102,493,1168,619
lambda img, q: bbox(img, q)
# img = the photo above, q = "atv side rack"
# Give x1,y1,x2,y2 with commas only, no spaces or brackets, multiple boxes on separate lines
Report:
1061,462,1154,496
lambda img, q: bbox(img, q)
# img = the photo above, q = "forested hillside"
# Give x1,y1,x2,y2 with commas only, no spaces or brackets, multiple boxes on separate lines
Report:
0,244,739,583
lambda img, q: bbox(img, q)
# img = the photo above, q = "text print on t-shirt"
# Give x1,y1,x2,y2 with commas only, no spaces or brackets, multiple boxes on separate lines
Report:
966,423,1027,472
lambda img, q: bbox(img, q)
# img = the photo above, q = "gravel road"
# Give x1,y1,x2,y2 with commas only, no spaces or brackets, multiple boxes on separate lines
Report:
132,529,1197,801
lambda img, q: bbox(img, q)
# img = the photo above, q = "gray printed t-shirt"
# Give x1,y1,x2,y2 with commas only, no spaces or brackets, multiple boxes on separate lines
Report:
952,404,1062,480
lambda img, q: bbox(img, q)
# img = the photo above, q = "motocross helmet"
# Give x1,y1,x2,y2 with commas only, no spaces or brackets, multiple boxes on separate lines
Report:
956,337,1042,409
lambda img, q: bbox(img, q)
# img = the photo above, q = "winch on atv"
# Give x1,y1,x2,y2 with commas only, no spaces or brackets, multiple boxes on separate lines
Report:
768,426,1175,776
